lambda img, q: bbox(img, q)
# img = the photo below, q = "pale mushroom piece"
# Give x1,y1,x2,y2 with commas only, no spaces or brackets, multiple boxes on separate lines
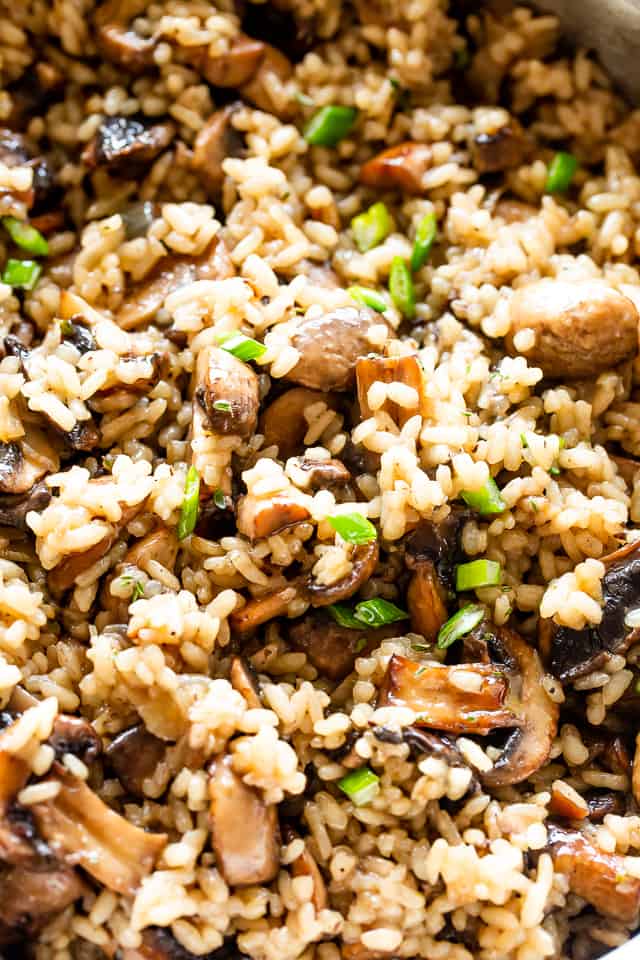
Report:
259,387,338,460
230,655,262,710
236,492,311,541
356,353,426,428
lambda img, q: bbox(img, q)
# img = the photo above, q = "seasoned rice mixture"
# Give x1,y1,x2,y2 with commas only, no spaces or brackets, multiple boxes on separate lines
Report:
4,1,640,958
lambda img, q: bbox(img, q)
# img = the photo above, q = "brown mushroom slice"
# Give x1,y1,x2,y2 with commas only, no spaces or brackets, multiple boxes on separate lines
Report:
32,769,167,895
97,23,156,72
586,792,626,823
356,354,426,428
105,724,166,799
289,609,404,681
48,489,147,594
193,344,260,439
282,826,326,911
208,754,280,886
0,860,86,946
288,306,385,392
259,387,336,460
406,559,448,643
236,494,311,541
470,121,526,173
0,428,59,495
192,103,245,194
238,44,294,118
505,279,639,379
125,525,179,571
359,142,433,194
547,824,640,924
48,715,101,765
290,457,351,491
373,724,472,772
191,33,266,87
378,654,518,735
0,749,32,863
82,116,175,171
304,540,380,608
116,236,234,330
549,781,589,821
230,586,297,637
479,625,558,788
230,656,262,710
0,480,51,531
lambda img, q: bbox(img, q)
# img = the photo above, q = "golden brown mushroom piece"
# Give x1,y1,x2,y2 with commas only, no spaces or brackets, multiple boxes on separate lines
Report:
208,754,280,886
378,654,518,735
547,824,640,924
406,559,448,643
259,387,338,460
230,656,262,709
0,430,59,496
105,724,166,799
359,142,433,194
356,354,426,428
192,103,245,195
94,0,155,74
504,278,639,379
236,493,311,541
0,480,51,531
289,610,405,680
191,33,266,87
32,767,167,895
304,539,380,607
287,306,386,392
82,116,175,172
470,120,526,173
117,235,234,330
239,44,294,118
0,861,87,947
229,585,297,637
193,344,260,440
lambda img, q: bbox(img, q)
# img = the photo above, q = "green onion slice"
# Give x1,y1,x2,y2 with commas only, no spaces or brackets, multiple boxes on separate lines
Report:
338,766,380,806
352,598,407,627
213,399,232,412
545,152,578,194
2,216,49,256
351,201,393,253
456,559,502,592
460,477,506,516
410,211,437,272
327,512,377,544
217,331,266,362
304,105,358,147
348,285,387,313
328,603,364,628
437,603,485,649
388,256,416,319
213,488,226,510
2,258,42,290
177,466,201,540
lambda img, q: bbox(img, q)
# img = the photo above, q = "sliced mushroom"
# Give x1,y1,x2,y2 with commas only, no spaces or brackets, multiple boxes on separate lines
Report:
123,928,246,960
48,715,101,765
60,318,96,354
208,754,280,886
479,624,558,788
238,44,294,117
288,306,385,391
191,33,266,87
230,586,297,637
282,825,326,911
379,655,518,735
105,724,166,799
405,512,467,593
125,525,179,571
505,279,639,379
586,791,626,822
193,344,260,439
0,479,51,531
549,781,589,821
0,430,59,496
48,484,147,594
236,493,310,541
192,103,245,194
547,823,640,924
289,456,351,491
373,724,471,770
0,749,32,864
406,559,448,643
470,121,526,173
289,609,404,681
0,129,54,218
359,142,433,193
117,236,234,330
95,0,157,76
356,354,426,428
82,116,175,172
32,767,167,894
303,539,380,607
259,387,337,459
0,860,86,946
542,539,640,681
230,656,262,710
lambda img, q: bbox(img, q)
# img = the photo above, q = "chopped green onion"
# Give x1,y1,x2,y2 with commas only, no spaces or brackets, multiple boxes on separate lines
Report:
177,466,200,540
217,331,266,362
460,477,506,516
410,211,437,272
213,488,226,510
213,399,231,412
327,512,377,544
348,285,387,313
456,559,502,592
388,256,415,319
1,258,41,290
328,603,364,628
2,216,49,256
131,580,145,602
355,637,368,652
549,464,561,476
304,105,358,147
352,598,407,627
545,152,578,193
351,201,393,253
437,603,485,649
338,766,380,806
